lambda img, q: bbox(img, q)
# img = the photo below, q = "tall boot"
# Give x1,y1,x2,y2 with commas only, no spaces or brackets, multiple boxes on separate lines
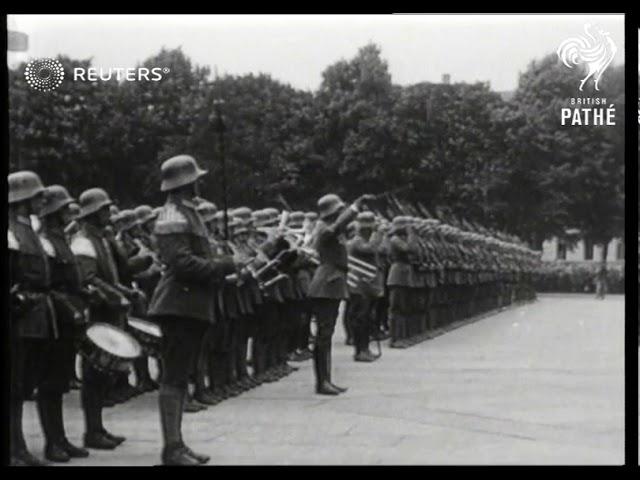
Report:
236,333,249,381
299,314,312,352
212,351,230,399
194,347,212,402
354,322,377,363
352,320,362,357
343,303,354,346
11,399,48,466
206,350,222,400
398,316,407,345
134,356,154,393
159,386,199,466
389,315,400,347
326,344,347,393
178,390,210,464
313,346,339,395
82,382,117,450
252,336,266,384
50,393,88,458
37,391,70,462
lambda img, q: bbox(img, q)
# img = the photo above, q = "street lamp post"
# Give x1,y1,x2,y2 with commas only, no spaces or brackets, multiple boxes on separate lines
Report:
212,94,228,241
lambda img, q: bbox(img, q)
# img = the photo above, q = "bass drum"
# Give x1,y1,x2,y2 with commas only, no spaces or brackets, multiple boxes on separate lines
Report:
79,322,141,373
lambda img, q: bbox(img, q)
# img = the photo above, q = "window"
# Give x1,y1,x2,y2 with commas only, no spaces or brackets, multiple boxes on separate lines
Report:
584,238,594,260
557,241,567,260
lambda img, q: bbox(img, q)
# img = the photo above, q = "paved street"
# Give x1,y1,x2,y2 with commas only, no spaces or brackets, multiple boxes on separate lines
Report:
22,294,624,465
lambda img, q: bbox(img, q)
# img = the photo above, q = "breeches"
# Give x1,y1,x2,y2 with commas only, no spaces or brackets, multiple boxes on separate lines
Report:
157,316,208,390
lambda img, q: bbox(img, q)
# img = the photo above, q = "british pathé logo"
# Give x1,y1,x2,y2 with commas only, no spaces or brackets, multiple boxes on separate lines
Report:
557,24,617,92
24,58,65,92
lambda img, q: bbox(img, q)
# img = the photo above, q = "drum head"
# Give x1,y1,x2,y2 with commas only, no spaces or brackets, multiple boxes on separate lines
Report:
128,317,162,338
87,323,141,359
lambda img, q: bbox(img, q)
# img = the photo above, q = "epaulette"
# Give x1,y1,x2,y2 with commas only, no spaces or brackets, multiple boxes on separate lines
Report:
8,229,19,251
70,234,97,259
39,235,56,258
154,203,191,235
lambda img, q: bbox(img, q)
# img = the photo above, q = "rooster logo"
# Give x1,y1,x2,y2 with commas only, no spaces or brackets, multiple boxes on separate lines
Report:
557,24,617,91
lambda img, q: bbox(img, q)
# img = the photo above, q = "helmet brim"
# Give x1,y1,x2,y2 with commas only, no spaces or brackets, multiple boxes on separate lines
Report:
160,168,208,192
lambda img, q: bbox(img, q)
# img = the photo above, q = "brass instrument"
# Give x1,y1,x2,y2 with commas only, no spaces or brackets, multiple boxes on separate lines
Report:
224,236,290,290
133,237,164,273
253,223,381,289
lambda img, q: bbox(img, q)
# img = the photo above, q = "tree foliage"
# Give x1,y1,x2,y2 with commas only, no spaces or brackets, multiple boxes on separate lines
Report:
8,45,624,248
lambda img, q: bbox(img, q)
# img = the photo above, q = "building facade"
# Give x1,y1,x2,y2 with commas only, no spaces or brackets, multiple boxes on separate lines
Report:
541,237,625,263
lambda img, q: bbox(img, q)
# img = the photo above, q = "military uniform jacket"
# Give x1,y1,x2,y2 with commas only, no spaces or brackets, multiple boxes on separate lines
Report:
9,215,57,339
348,232,384,298
40,226,87,334
250,230,288,303
71,222,128,327
387,233,419,288
307,206,358,300
236,239,265,308
291,250,318,298
133,235,164,301
147,197,236,324
115,231,154,285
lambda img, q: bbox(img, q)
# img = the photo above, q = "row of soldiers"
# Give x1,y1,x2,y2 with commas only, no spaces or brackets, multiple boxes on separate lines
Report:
9,154,540,466
343,214,540,350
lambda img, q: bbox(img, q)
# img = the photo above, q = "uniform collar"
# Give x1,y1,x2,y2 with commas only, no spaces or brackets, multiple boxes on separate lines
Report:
165,194,197,210
82,222,106,238
41,224,65,239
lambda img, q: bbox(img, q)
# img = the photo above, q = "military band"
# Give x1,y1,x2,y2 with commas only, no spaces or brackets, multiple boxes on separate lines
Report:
8,155,540,466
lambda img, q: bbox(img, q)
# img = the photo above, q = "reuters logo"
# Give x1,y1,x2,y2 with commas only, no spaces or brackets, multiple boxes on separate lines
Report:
24,58,65,92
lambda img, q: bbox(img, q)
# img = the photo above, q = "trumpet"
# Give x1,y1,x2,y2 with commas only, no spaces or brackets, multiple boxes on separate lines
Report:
254,224,381,288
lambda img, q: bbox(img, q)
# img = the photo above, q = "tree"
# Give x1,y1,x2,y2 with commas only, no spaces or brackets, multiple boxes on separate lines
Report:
501,54,624,253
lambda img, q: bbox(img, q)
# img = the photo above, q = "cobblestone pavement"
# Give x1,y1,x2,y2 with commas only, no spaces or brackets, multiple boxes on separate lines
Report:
21,294,624,465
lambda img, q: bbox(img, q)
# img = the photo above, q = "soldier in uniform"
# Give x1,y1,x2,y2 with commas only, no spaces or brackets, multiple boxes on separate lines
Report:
147,155,238,466
229,207,262,389
71,188,134,449
286,211,315,362
387,216,419,348
297,211,320,357
9,171,55,466
130,205,163,394
250,209,289,382
109,209,154,399
36,185,90,462
347,212,383,362
370,219,391,341
307,193,375,395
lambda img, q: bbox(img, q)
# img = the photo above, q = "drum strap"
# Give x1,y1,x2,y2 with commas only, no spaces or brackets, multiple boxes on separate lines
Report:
101,238,120,284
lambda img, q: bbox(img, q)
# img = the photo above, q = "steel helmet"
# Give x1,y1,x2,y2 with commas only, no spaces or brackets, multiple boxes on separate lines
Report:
196,201,218,223
116,209,139,231
356,211,376,230
287,211,305,229
134,205,157,225
8,171,45,204
317,193,346,220
40,185,75,217
77,188,113,219
160,155,208,192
